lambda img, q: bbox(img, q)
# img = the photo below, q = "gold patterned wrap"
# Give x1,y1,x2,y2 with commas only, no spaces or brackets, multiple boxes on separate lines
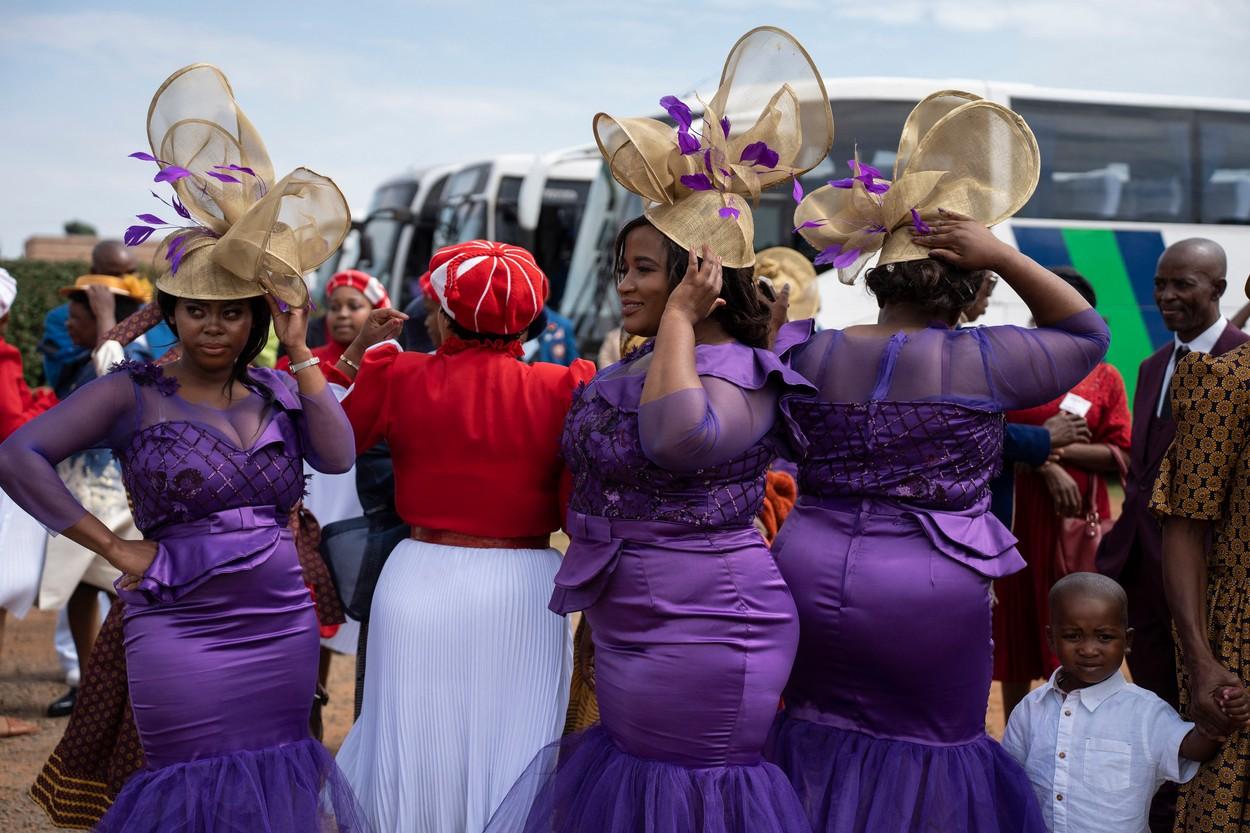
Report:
593,26,833,268
143,64,349,306
795,90,1040,285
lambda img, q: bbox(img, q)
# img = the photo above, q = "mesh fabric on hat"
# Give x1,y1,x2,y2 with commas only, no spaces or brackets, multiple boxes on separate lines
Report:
794,91,1040,285
593,27,833,268
144,64,349,306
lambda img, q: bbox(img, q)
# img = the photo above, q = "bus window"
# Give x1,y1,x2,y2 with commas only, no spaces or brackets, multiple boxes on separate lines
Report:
805,100,916,193
533,179,591,308
1013,99,1194,223
1199,112,1250,224
496,175,523,244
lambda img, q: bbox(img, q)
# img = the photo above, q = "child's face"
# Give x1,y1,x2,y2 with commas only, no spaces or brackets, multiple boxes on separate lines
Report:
1046,594,1133,688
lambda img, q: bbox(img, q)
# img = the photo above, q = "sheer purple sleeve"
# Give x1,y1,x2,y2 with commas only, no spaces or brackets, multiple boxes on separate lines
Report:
273,373,356,474
980,308,1110,410
0,372,136,532
638,376,778,472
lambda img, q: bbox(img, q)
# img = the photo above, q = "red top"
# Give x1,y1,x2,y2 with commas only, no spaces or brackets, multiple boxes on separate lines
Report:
0,338,57,442
341,337,595,538
276,340,347,379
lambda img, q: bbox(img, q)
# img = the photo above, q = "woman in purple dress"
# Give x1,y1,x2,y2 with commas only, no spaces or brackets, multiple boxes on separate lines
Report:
486,27,832,833
0,64,367,832
768,92,1110,832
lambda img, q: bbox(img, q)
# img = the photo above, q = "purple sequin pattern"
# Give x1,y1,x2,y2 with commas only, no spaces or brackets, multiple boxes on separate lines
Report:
790,399,1004,510
111,360,180,397
561,384,776,528
111,365,306,532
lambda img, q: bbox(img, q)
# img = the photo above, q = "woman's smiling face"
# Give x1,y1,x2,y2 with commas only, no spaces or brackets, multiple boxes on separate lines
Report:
616,224,674,338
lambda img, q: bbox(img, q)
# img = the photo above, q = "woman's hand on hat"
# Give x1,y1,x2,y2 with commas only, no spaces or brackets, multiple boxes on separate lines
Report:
665,245,726,326
266,295,313,358
353,308,409,351
912,208,1010,271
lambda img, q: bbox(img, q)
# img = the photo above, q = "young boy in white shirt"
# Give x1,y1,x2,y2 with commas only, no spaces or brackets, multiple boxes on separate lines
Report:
1002,572,1249,833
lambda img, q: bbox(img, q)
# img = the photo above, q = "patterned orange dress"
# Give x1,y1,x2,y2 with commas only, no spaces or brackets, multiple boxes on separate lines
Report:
1152,344,1250,832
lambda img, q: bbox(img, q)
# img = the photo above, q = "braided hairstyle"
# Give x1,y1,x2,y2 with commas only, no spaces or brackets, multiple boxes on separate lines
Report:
864,258,982,317
614,216,771,348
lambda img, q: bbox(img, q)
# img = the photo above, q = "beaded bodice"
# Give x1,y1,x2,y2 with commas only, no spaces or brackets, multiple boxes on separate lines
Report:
791,399,1004,511
561,382,778,529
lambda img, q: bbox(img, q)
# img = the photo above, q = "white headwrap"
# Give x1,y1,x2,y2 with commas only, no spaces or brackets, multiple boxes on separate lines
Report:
0,268,16,318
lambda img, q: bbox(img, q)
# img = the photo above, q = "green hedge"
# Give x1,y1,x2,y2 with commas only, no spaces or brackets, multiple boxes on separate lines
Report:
1,259,86,388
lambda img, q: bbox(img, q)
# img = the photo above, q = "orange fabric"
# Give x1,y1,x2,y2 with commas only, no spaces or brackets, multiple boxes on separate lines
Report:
343,340,594,539
758,469,798,544
0,338,56,442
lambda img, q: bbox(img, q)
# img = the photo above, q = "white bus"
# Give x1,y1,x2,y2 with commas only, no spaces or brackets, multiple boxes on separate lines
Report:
562,79,1250,393
316,163,462,306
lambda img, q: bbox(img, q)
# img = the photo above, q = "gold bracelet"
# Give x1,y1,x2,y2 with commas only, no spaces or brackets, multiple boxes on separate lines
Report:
338,355,360,372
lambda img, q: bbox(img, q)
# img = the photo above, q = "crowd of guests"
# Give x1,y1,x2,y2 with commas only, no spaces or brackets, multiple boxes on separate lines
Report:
2,31,1250,833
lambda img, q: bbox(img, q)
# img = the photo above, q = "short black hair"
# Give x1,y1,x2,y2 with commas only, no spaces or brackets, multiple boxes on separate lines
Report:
1049,572,1127,625
1049,266,1098,308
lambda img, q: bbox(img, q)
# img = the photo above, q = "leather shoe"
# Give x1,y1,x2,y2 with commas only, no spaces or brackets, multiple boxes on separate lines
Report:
46,687,77,718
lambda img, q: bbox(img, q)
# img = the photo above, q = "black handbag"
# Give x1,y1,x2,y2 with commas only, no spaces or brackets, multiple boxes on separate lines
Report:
320,441,406,621
321,510,407,622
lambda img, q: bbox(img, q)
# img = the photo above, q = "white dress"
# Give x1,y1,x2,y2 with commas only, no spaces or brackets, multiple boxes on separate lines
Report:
335,539,571,833
0,486,47,617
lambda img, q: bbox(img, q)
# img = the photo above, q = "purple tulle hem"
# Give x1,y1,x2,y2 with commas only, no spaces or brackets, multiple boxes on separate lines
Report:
767,713,1045,833
485,725,811,833
94,736,371,833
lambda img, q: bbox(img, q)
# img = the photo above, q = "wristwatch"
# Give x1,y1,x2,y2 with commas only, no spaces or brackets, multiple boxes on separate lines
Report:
289,356,322,374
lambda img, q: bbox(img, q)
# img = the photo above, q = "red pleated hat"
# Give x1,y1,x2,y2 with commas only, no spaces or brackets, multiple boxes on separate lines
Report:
427,240,548,335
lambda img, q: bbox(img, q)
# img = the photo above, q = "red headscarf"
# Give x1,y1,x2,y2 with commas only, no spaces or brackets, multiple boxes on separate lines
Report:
427,241,548,335
325,269,391,309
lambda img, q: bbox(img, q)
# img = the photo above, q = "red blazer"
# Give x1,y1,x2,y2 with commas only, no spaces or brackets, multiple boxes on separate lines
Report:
0,338,56,441
341,337,595,539
1097,321,1250,579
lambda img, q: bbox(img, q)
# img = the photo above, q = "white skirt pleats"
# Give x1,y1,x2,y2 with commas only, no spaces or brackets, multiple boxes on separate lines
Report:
336,538,571,833
0,487,47,617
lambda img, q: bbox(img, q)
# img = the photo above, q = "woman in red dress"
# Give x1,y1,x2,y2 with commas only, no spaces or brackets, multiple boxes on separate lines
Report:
992,267,1132,719
0,267,57,738
277,269,391,374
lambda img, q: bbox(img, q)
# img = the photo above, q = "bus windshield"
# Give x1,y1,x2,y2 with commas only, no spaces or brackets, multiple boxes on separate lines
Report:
533,178,592,307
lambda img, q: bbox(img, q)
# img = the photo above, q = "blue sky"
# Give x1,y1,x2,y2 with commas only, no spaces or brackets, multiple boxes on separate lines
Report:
2,0,1248,256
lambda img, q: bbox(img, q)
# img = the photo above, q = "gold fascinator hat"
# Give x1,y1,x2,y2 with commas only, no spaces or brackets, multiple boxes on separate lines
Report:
755,246,819,320
594,26,833,269
794,90,1040,285
124,64,349,307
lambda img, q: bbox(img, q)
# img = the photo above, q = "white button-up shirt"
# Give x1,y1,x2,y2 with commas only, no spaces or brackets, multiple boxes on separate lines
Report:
1002,670,1199,833
1156,316,1227,416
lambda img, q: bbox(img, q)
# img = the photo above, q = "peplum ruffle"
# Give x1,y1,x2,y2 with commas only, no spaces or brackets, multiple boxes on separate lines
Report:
114,505,290,609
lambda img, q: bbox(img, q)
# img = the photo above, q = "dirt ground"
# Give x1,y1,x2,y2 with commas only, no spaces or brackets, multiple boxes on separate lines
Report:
0,609,359,832
0,608,1010,831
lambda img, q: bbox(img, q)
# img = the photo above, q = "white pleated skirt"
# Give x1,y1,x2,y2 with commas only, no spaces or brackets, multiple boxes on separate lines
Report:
336,538,571,833
0,487,47,618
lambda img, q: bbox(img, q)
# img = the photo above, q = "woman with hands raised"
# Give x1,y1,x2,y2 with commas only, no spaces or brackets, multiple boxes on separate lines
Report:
769,92,1109,833
332,240,596,833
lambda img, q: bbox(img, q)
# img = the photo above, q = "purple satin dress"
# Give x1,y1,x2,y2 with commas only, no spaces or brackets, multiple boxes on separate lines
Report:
486,340,815,833
0,362,368,833
767,312,1110,833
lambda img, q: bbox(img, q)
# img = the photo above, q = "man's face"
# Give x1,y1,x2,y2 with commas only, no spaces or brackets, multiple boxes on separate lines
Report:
1154,257,1223,337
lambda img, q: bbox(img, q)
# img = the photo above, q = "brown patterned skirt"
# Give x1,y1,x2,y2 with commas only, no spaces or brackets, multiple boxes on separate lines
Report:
30,601,143,829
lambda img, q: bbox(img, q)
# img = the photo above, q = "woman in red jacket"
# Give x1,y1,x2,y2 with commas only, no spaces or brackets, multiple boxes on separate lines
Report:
332,240,595,833
0,267,56,737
